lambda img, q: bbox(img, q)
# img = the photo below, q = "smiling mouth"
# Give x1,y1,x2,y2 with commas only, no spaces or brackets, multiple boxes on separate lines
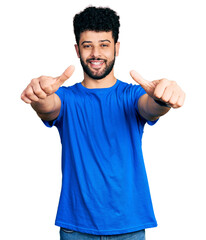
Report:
87,59,105,69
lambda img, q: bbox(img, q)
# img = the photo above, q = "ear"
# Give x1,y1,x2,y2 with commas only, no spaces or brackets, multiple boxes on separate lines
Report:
75,44,80,58
115,42,120,56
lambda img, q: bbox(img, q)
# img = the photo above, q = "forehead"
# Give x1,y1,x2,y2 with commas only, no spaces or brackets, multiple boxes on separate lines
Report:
79,31,114,44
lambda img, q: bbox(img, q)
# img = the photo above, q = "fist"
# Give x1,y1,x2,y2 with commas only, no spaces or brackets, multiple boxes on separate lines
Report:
130,70,185,109
21,65,75,104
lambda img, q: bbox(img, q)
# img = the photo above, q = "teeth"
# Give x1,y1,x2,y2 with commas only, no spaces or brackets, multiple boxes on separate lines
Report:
91,61,103,65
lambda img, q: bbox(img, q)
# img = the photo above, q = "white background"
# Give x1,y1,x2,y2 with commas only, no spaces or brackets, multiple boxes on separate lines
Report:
0,0,206,239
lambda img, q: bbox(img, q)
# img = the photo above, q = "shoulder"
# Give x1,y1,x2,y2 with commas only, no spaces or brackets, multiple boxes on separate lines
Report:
117,80,145,96
57,83,80,96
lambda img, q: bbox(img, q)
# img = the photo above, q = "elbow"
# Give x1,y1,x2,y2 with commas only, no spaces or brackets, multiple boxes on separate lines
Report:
148,116,159,122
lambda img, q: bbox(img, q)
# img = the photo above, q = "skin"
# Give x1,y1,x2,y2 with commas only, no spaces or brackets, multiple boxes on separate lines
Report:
75,31,120,88
130,70,186,121
21,30,185,121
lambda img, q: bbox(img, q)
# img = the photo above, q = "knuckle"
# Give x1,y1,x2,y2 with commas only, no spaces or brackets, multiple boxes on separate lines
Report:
26,91,32,98
38,91,47,99
41,85,53,94
35,89,42,96
154,92,161,99
25,88,32,97
172,105,178,109
169,99,176,105
31,78,38,84
161,78,168,83
177,102,183,108
39,75,46,79
171,80,177,86
40,95,47,100
161,96,168,102
21,93,25,101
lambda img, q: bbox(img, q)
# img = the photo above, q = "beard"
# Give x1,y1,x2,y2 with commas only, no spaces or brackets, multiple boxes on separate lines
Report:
79,53,116,80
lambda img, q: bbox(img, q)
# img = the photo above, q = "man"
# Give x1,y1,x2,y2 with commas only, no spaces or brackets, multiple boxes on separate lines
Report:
21,6,185,240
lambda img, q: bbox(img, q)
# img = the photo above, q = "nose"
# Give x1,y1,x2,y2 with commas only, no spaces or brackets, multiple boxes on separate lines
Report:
90,46,101,58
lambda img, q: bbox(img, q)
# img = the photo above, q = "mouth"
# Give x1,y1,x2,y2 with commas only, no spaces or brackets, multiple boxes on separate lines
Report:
87,59,105,69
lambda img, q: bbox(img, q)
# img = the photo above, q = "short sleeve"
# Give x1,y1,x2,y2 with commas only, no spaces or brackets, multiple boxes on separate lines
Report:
133,85,159,126
42,87,65,128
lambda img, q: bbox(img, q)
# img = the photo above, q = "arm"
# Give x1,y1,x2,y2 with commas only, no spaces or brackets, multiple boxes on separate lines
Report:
138,94,171,121
21,65,75,121
130,71,185,121
31,93,61,121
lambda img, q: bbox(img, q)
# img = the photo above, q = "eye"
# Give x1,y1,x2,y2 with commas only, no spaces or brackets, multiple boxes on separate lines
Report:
101,44,109,47
83,45,92,48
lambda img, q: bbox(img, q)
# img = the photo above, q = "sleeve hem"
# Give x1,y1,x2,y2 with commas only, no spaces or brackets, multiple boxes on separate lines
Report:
41,89,64,128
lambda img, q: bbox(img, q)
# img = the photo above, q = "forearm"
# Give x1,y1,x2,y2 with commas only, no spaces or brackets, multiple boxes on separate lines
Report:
130,71,185,121
31,93,61,121
148,95,171,119
21,65,74,121
138,94,171,121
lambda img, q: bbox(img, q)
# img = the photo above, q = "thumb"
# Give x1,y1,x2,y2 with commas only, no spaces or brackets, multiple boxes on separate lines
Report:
57,65,75,85
130,70,151,91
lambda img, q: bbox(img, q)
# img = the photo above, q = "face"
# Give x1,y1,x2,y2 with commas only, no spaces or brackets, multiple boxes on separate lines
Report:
75,31,120,80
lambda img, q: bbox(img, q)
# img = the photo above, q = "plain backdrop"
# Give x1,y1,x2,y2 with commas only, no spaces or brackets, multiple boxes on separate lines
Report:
0,0,206,239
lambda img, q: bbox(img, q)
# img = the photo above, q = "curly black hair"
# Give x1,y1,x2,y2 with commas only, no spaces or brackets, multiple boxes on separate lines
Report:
73,6,120,45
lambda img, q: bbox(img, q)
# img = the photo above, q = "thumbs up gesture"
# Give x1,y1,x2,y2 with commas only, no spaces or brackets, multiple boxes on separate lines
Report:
21,65,75,104
130,70,185,109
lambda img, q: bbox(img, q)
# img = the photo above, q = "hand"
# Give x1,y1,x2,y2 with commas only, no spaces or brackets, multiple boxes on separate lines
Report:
21,65,75,104
130,70,185,109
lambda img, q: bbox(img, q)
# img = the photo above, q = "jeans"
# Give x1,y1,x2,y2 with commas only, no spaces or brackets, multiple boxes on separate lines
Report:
60,228,145,240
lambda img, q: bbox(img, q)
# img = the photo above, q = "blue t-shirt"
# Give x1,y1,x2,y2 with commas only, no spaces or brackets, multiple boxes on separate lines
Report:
43,79,158,235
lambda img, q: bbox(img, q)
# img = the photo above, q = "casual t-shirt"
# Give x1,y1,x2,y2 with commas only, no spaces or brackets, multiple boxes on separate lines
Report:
43,79,158,235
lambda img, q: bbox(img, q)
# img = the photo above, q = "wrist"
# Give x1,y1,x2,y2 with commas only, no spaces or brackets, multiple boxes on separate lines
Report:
154,99,171,108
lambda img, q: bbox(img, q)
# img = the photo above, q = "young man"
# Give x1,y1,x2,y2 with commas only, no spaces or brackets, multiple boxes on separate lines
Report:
21,6,185,240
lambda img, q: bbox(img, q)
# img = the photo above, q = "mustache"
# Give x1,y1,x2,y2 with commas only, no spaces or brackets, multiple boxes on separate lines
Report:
87,58,106,62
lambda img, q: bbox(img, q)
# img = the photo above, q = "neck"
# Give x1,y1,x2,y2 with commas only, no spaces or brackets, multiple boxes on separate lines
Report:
81,70,117,89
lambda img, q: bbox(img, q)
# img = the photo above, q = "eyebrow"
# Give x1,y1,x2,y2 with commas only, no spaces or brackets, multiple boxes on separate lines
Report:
81,39,111,45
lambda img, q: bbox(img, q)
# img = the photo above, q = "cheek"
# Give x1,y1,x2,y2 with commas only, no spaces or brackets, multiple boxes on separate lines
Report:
79,49,91,60
102,48,114,60
79,51,87,61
